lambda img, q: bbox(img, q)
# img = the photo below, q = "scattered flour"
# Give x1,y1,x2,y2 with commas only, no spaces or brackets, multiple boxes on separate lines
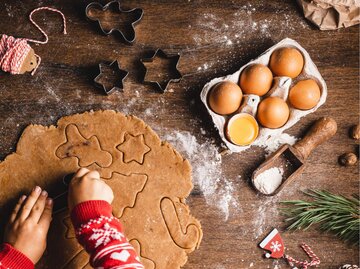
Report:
272,260,282,269
5,4,14,17
263,133,298,156
253,167,284,195
144,108,153,116
191,2,309,77
252,196,279,239
45,86,60,102
163,131,238,221
192,3,308,48
197,62,213,71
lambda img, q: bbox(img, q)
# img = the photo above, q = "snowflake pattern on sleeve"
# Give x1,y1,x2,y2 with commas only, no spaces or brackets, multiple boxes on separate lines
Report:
89,223,125,248
72,202,144,269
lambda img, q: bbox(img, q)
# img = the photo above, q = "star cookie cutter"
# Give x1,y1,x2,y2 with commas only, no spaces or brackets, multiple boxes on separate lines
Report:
85,0,143,44
94,60,129,95
140,49,182,93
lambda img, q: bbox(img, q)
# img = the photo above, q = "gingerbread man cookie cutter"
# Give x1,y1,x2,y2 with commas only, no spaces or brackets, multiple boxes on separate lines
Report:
85,0,143,44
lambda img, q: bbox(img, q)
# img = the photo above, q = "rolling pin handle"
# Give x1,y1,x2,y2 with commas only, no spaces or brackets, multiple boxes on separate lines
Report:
293,117,337,160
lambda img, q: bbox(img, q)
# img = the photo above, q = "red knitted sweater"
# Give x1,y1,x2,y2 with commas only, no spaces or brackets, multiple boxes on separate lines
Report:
0,200,144,269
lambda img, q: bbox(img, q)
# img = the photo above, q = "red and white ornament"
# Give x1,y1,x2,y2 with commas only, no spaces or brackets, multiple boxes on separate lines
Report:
259,228,285,259
259,229,321,269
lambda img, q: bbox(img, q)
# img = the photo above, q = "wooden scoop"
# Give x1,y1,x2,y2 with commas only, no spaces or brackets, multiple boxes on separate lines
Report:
252,117,337,196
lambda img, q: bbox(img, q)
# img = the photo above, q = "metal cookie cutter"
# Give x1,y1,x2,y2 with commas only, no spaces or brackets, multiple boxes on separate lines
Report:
52,173,75,214
94,60,129,95
140,49,182,93
85,0,143,44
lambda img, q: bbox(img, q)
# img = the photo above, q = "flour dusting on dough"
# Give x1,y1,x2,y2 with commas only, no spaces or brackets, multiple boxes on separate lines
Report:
163,131,237,221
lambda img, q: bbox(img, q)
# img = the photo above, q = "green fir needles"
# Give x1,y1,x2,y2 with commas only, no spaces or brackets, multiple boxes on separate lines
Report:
281,190,359,245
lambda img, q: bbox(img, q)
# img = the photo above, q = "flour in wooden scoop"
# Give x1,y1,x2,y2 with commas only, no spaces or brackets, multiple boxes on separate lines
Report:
253,167,284,195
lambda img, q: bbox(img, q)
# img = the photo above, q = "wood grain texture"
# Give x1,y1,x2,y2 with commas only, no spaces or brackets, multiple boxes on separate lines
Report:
0,1,358,268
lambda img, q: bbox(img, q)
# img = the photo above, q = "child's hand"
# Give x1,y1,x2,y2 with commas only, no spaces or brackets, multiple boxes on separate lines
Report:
68,168,114,210
4,186,53,264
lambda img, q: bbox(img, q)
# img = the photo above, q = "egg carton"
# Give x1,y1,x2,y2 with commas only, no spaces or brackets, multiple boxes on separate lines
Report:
200,38,327,153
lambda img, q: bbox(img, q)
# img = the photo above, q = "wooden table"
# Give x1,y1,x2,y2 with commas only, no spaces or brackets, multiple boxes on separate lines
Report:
0,1,358,268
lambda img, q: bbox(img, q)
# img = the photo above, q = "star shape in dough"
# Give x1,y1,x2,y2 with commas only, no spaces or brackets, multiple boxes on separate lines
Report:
116,134,151,164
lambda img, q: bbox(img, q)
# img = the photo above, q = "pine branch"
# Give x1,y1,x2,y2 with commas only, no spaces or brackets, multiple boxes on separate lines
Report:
280,190,360,245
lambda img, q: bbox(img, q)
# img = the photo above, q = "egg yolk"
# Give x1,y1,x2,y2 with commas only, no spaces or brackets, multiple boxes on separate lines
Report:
227,114,259,146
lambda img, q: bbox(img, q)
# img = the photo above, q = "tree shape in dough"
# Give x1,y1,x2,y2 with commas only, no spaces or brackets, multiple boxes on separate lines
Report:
63,216,75,239
56,124,112,168
130,239,156,269
63,249,92,269
104,173,148,218
0,110,202,269
116,133,150,164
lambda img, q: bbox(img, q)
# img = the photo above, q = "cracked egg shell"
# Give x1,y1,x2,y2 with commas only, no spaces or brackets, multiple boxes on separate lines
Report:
226,113,259,146
257,97,289,129
239,64,273,96
269,47,304,78
208,81,243,115
289,79,321,110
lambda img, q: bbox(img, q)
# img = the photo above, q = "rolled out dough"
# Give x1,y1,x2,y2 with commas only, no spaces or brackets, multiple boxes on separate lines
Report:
0,110,202,269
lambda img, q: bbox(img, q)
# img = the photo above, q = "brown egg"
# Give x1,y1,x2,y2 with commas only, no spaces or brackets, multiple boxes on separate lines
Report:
239,64,273,96
257,97,289,129
208,81,243,115
289,79,321,110
269,47,304,78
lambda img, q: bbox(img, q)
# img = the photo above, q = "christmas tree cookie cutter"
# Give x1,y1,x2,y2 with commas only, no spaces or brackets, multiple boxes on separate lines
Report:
85,0,143,44
94,60,129,95
140,49,182,93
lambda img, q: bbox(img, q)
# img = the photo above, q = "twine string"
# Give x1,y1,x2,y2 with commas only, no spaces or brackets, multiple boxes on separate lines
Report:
285,243,321,269
0,6,66,75
26,6,67,44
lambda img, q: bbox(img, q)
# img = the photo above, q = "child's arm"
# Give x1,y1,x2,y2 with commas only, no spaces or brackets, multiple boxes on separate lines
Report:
1,186,53,269
68,168,144,269
0,243,34,269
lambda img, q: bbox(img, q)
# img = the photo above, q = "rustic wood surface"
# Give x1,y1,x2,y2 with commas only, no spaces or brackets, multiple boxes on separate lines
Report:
0,1,359,268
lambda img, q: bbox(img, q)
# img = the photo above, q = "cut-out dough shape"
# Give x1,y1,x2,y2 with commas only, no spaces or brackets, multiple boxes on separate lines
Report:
116,133,151,164
104,173,148,218
63,216,75,239
130,239,156,269
56,124,113,167
63,249,91,269
160,197,202,250
0,110,202,269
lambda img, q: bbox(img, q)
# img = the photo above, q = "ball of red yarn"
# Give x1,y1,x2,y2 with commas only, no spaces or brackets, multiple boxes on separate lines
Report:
0,6,67,75
0,34,32,74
